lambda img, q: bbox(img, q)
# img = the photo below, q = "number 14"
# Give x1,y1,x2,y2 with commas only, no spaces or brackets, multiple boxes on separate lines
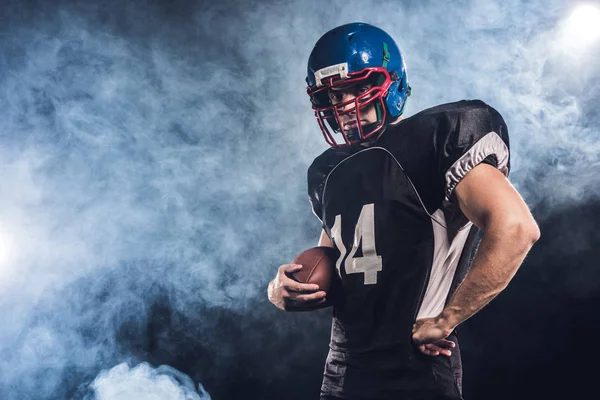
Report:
331,203,383,285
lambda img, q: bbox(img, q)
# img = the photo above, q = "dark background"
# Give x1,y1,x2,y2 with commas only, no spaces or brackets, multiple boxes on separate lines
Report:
0,0,598,399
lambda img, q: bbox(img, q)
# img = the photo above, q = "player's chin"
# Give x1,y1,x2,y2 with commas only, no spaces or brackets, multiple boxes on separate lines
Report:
343,120,368,130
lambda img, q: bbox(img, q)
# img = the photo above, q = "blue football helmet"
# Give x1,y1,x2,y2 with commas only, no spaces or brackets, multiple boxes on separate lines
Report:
306,22,411,147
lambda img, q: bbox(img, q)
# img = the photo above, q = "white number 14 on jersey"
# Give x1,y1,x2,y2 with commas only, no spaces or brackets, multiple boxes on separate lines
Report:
331,203,383,285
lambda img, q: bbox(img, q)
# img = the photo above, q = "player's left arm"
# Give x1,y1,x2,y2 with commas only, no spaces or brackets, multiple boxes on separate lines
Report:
413,163,540,352
440,163,540,334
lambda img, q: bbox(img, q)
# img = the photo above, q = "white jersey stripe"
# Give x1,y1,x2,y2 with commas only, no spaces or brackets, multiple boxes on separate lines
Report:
417,209,472,319
445,131,509,201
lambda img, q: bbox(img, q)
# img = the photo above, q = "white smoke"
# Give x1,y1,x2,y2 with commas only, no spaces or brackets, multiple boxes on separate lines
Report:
0,0,598,399
90,363,211,400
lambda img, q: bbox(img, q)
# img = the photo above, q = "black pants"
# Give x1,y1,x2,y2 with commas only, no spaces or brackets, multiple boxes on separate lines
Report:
321,396,461,400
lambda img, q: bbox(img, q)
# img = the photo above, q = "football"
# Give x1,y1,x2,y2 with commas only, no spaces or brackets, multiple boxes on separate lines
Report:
289,246,338,292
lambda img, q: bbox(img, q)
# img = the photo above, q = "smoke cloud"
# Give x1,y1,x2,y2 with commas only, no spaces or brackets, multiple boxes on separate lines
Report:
90,362,211,400
0,0,598,398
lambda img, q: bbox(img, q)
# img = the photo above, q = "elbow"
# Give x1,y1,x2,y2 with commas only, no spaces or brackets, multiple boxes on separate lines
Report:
528,221,541,244
519,214,541,245
500,217,541,248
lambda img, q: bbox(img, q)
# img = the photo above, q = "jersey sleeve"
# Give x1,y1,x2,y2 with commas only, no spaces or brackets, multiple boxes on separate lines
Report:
307,151,332,223
307,147,348,223
438,100,510,201
308,162,325,222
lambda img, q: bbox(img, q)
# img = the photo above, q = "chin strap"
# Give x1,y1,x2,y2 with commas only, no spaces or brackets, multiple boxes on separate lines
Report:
345,121,382,143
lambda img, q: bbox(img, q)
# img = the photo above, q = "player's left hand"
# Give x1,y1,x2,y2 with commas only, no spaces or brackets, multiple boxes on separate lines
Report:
412,317,455,357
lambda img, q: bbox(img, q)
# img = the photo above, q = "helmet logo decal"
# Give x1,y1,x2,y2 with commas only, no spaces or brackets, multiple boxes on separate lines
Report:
382,42,390,68
361,53,369,62
314,63,349,87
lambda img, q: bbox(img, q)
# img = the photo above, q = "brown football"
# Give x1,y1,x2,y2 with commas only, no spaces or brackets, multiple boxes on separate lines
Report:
289,246,338,292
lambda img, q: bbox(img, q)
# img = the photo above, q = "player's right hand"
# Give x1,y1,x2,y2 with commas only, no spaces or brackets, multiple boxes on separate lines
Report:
267,264,327,311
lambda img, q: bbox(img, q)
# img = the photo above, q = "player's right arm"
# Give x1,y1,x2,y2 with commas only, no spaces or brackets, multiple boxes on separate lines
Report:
267,231,329,311
270,150,336,312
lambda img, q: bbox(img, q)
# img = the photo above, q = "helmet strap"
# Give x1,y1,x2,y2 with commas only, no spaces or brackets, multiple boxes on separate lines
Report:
375,102,384,123
376,42,390,86
382,42,390,68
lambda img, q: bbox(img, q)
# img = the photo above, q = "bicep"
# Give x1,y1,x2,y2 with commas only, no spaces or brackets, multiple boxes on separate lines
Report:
454,163,535,230
318,229,333,247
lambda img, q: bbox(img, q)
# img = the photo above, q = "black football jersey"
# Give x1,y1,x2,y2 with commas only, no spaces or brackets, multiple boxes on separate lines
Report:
307,100,510,399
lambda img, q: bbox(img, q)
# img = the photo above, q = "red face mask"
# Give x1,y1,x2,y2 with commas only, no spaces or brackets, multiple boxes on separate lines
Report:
307,67,393,147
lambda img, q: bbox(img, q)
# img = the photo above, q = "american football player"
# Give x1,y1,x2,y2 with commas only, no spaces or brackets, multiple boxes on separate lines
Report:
268,22,540,400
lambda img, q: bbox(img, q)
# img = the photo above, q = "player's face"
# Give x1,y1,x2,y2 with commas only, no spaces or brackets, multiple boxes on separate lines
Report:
327,83,377,131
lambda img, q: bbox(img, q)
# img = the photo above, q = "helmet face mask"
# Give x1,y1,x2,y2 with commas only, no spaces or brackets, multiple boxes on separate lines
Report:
308,68,392,147
306,23,410,147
